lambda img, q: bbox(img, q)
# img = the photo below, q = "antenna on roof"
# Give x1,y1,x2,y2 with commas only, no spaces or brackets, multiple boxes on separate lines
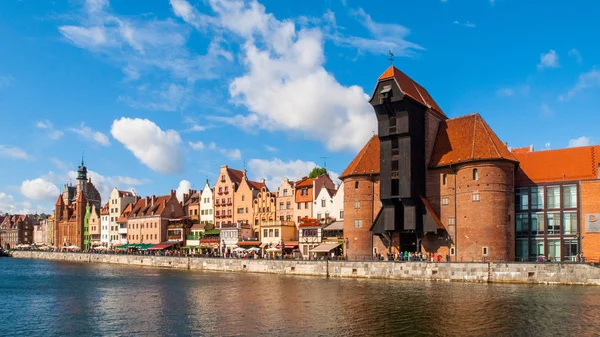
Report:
81,151,84,166
388,50,395,65
320,156,328,169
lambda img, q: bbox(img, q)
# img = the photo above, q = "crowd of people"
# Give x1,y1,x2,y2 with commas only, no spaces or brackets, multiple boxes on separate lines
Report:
376,251,449,262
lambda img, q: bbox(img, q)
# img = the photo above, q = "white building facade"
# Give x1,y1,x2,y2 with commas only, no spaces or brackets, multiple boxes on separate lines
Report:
108,187,138,247
200,180,214,226
332,182,344,221
100,203,110,245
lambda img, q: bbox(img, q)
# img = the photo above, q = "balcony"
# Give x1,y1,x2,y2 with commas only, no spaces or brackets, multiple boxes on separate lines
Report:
168,234,183,241
186,235,203,240
118,227,127,234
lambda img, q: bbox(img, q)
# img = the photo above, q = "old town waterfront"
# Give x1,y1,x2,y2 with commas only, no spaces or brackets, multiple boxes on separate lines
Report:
2,258,600,336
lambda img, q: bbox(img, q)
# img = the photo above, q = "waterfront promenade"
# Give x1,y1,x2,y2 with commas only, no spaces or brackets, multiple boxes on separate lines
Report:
11,251,600,286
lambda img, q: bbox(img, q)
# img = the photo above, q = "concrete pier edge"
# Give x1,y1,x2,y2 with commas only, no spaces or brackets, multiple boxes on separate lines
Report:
9,251,600,286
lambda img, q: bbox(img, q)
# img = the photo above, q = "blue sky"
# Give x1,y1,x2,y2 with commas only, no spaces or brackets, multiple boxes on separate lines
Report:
1,0,599,214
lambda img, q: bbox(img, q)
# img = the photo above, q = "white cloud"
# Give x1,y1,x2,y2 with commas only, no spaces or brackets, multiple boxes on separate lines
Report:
183,116,207,132
248,158,339,190
453,20,476,28
189,141,205,150
206,141,241,160
20,178,60,201
0,145,30,160
559,69,600,101
35,120,64,140
50,158,71,171
568,48,582,64
111,117,183,174
69,122,110,146
264,145,277,152
0,192,47,215
171,0,376,152
119,83,191,112
333,8,423,56
175,179,192,202
58,0,231,85
568,136,591,148
496,85,529,97
537,49,559,69
66,169,145,202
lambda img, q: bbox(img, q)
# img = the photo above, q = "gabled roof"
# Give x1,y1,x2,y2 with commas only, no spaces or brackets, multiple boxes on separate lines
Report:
55,195,65,207
513,145,600,184
248,180,266,191
295,177,315,187
429,113,518,168
377,66,446,117
101,202,109,215
227,168,244,184
339,135,380,179
119,190,134,197
117,203,133,223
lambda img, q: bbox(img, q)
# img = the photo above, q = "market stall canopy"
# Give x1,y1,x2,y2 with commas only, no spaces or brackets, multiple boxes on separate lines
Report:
236,241,262,246
147,242,176,250
246,247,260,252
309,243,341,253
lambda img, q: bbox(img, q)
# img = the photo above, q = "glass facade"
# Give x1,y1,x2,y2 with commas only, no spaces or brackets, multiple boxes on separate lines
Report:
515,183,580,262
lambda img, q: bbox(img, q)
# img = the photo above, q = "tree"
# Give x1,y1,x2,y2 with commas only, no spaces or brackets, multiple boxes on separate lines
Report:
308,167,327,178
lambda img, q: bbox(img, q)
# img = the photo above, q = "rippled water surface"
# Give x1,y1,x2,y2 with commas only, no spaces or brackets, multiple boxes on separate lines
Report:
1,258,600,336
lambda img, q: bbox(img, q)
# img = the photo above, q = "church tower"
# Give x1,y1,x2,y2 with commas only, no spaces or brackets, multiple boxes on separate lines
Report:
369,66,447,252
76,156,88,195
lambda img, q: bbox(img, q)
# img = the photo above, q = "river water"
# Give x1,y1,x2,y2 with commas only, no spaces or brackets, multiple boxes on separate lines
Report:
1,258,599,336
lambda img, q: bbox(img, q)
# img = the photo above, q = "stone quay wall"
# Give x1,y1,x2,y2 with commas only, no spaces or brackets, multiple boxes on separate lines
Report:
10,251,600,286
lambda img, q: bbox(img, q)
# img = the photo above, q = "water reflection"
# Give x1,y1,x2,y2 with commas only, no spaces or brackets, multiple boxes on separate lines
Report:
1,259,600,336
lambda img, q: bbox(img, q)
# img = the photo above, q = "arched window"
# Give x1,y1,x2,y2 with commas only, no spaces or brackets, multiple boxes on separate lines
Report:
473,169,479,181
355,181,359,189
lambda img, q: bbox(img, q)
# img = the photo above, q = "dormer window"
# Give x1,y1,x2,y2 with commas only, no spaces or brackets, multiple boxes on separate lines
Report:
380,85,392,102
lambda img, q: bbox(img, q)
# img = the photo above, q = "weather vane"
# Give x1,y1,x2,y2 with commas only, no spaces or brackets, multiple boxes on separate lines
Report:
388,50,395,65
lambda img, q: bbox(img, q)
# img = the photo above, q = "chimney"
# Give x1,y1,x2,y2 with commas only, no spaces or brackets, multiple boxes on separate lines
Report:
529,144,535,152
151,195,156,206
261,178,266,184
171,189,176,198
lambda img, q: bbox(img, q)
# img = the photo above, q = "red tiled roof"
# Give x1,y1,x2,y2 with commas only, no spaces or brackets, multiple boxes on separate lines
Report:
55,195,64,206
511,146,533,154
248,180,266,191
429,113,518,168
295,177,314,187
339,135,380,179
378,66,446,117
117,203,133,223
227,168,244,184
100,202,109,215
514,146,600,184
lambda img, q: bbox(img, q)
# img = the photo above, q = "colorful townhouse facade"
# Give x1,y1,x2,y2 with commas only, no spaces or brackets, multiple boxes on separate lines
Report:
0,214,33,249
213,165,244,228
108,187,138,246
124,191,185,245
275,178,295,223
200,180,214,226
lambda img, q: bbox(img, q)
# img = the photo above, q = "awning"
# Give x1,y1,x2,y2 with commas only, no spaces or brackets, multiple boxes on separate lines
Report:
260,242,268,248
310,243,341,253
324,221,344,231
148,242,176,250
204,229,221,235
236,241,262,246
276,241,299,249
182,245,200,249
137,244,154,250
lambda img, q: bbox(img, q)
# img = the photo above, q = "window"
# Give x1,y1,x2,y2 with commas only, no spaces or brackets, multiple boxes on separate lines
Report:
242,195,245,201
516,213,529,235
303,229,317,237
473,169,479,181
563,185,577,208
317,213,321,220
482,247,488,256
547,186,560,209
392,160,399,171
531,239,545,258
228,198,232,204
297,203,301,209
531,187,544,209
354,219,363,228
301,188,308,196
472,193,480,202
448,217,455,226
391,178,399,196
563,239,579,262
221,175,225,182
442,174,447,185
280,202,284,210
442,197,449,205
304,202,308,209
516,239,529,261
325,212,329,218
354,200,360,209
531,212,544,234
286,202,291,209
548,239,561,261
283,189,288,196
237,208,244,214
516,188,529,211
263,229,267,238
339,210,344,219
219,187,222,194
274,229,279,237
354,181,359,189
269,229,274,237
563,211,577,235
224,187,228,193
321,199,326,207
391,138,399,156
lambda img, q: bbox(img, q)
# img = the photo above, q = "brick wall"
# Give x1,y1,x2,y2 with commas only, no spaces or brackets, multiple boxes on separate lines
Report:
343,176,380,259
580,180,600,261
